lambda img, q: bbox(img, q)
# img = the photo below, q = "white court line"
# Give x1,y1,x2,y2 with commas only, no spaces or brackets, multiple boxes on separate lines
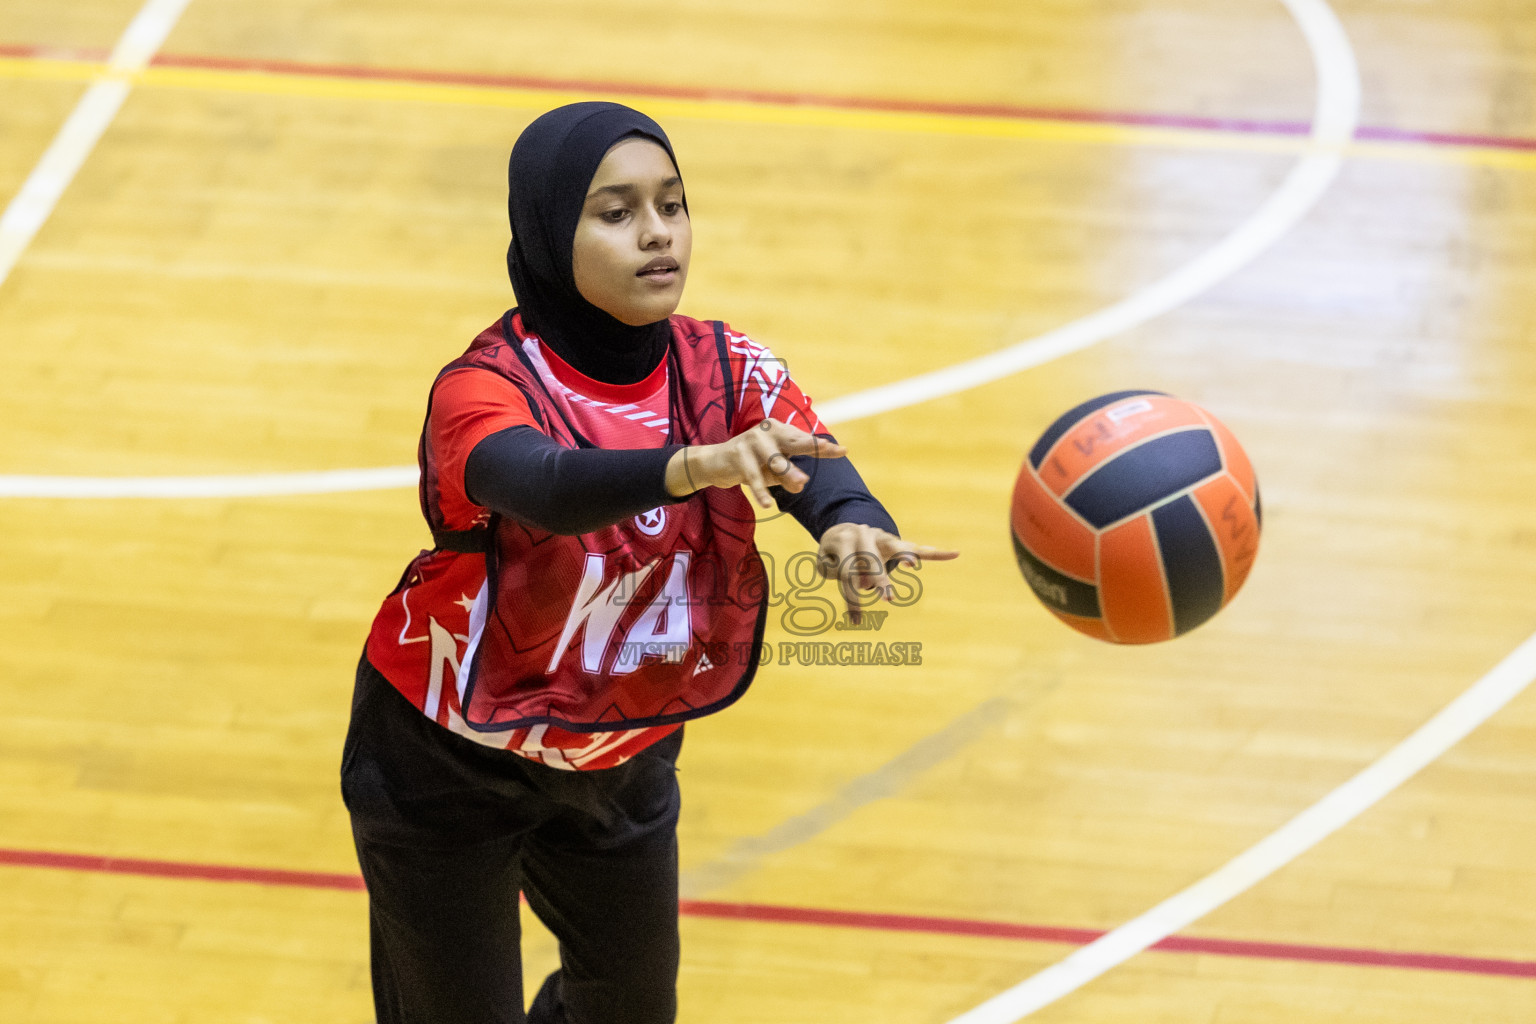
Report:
0,0,1354,500
818,0,1359,424
946,632,1536,1023
0,466,417,499
0,0,195,287
4,3,1531,1019
935,7,1373,1020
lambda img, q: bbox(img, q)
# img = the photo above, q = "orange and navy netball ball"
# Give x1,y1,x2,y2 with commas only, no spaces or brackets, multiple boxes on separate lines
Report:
1010,390,1261,644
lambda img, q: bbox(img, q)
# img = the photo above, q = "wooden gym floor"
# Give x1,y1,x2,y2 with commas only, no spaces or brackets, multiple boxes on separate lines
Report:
2,0,1534,1021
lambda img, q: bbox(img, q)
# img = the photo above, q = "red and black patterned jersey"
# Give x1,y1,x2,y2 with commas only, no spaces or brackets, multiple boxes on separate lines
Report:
364,311,822,770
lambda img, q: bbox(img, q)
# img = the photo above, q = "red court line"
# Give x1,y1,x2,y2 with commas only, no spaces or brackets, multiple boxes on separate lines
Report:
0,846,365,891
4,43,1536,152
0,43,109,60
147,51,1320,138
1152,933,1536,979
4,845,1532,980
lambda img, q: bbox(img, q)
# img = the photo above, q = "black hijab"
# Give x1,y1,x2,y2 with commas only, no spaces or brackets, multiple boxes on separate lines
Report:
506,102,685,385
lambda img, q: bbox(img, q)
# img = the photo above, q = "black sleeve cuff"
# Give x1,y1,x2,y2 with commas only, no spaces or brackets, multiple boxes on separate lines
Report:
770,441,899,541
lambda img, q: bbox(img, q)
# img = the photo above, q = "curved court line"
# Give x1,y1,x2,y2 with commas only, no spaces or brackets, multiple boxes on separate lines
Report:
0,466,418,499
9,3,1530,1018
946,630,1536,1023
818,0,1359,424
0,0,1356,500
936,1,1372,1019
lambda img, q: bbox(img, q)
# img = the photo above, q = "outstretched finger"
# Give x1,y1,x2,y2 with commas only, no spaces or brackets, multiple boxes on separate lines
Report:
839,573,865,626
835,554,890,624
805,432,848,460
842,547,893,603
762,419,846,460
765,451,809,493
736,448,774,508
882,541,962,569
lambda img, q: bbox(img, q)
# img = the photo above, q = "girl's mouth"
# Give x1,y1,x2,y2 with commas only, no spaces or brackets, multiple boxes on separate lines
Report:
637,257,679,279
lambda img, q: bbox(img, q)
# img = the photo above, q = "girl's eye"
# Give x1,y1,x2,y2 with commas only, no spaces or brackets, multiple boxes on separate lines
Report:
660,202,682,215
602,209,628,222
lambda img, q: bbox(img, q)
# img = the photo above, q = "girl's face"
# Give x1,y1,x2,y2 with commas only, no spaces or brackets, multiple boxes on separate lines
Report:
572,137,692,326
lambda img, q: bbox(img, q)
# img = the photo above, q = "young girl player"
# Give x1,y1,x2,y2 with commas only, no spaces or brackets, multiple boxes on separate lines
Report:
342,101,958,1024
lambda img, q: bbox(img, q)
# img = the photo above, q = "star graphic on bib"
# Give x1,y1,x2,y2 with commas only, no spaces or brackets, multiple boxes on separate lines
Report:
634,507,667,536
454,593,478,615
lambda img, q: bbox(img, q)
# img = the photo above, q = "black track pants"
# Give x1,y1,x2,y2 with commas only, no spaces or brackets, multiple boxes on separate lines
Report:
341,657,682,1024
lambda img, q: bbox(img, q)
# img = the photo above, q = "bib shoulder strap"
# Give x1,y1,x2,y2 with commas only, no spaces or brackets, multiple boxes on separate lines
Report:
431,528,489,554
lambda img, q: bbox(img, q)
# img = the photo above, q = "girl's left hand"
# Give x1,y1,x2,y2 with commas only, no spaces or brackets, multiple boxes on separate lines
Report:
816,522,959,623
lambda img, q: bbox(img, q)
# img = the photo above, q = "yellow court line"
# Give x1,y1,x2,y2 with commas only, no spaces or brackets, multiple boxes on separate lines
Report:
133,63,1305,155
0,56,115,85
1348,138,1536,170
3,55,1535,170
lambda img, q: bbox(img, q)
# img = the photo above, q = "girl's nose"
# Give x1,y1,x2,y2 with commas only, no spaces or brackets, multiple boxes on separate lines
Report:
639,209,670,248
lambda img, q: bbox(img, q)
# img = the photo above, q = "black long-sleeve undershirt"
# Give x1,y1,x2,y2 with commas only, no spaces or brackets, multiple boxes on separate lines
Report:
463,425,898,539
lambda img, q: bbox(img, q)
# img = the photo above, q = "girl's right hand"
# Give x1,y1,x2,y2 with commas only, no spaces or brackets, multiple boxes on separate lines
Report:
665,418,846,507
